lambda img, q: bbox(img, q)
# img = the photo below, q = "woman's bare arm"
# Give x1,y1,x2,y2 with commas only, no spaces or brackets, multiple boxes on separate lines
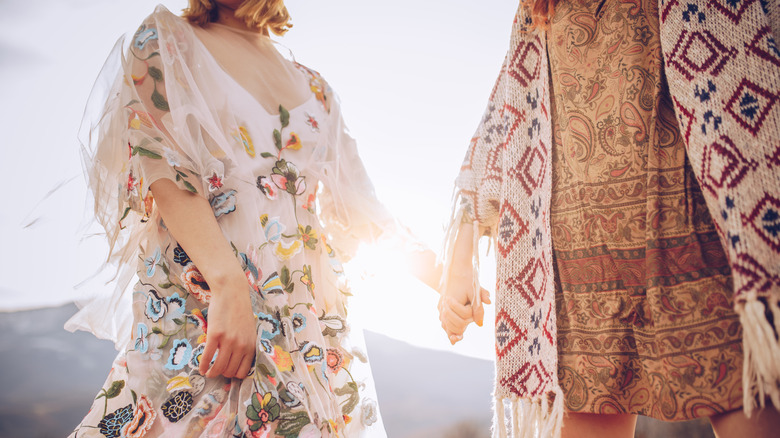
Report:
150,178,256,379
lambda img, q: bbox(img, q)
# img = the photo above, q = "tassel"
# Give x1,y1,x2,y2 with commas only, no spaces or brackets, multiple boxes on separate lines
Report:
494,392,564,438
739,299,780,416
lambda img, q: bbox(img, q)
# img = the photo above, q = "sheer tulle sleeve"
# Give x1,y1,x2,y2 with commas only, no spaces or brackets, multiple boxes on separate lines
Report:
312,95,396,261
67,12,228,343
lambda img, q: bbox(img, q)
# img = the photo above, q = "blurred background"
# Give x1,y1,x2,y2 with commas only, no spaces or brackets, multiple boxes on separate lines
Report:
0,1,715,436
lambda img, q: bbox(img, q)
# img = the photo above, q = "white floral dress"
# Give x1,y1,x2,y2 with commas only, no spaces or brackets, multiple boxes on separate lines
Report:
68,6,388,438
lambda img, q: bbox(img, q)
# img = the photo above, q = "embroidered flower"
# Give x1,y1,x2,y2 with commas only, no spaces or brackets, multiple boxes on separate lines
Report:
320,315,347,337
98,404,134,438
144,289,167,322
298,225,318,250
165,339,193,371
256,176,278,200
261,215,285,243
189,343,205,368
271,345,294,372
232,126,255,157
165,293,186,321
273,239,302,261
270,159,306,196
188,308,208,344
301,193,316,214
206,172,224,192
133,24,158,50
181,264,211,303
166,373,193,393
162,148,181,167
259,339,273,355
127,171,139,196
300,342,324,364
261,272,284,295
173,244,191,266
161,390,194,422
120,395,156,438
256,312,281,340
246,392,281,433
305,112,319,132
292,313,307,333
134,323,149,354
361,399,378,426
326,348,344,373
284,132,302,150
210,190,237,217
300,264,315,293
143,247,161,277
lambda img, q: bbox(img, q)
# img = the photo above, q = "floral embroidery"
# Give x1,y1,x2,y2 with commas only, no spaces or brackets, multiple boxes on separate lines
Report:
270,159,306,196
143,247,161,277
172,244,191,266
161,391,194,422
274,239,302,261
246,392,281,432
261,272,284,295
271,345,294,372
165,339,193,371
207,172,224,192
166,373,193,393
133,24,158,50
121,395,157,438
232,126,255,157
292,313,307,333
256,176,278,200
326,348,344,373
145,289,167,322
98,404,134,438
305,112,319,132
135,323,149,353
298,225,318,250
181,264,211,303
260,215,285,243
256,312,281,340
301,342,324,364
285,132,302,150
210,190,237,217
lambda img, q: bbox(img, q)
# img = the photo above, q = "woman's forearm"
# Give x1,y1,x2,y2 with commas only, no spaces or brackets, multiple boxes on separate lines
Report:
149,179,246,292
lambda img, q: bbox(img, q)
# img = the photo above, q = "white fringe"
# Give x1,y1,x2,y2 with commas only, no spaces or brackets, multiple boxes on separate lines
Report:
493,388,564,438
739,299,780,416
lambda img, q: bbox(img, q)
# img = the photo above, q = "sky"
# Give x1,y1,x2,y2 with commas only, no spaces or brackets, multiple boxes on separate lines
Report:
0,0,518,360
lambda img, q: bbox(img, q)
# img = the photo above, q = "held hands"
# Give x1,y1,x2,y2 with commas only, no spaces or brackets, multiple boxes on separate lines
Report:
198,278,258,379
438,222,491,345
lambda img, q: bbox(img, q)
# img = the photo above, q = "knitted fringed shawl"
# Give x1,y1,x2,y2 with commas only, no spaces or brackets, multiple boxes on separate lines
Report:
444,1,780,436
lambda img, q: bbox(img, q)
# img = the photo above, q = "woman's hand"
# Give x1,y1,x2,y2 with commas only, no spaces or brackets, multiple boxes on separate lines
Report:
199,278,257,379
438,222,491,344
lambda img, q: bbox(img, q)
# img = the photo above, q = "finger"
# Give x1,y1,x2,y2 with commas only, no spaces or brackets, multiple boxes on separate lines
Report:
199,338,219,375
207,347,231,378
236,353,255,379
473,299,485,327
440,309,472,337
223,351,243,378
446,297,475,320
439,303,473,329
481,287,491,305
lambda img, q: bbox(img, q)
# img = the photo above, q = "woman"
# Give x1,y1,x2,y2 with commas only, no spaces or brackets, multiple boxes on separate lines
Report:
68,1,435,436
439,0,780,437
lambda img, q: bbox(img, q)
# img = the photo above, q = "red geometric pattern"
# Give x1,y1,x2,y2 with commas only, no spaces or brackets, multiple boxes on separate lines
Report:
733,253,780,296
505,256,548,308
700,135,758,196
508,139,548,196
741,194,780,253
666,30,736,81
707,0,758,24
500,362,555,397
496,201,529,258
495,308,528,359
725,79,779,136
671,97,695,145
746,27,780,68
508,39,542,88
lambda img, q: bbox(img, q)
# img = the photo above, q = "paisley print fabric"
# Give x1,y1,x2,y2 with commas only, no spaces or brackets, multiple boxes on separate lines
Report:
548,0,743,420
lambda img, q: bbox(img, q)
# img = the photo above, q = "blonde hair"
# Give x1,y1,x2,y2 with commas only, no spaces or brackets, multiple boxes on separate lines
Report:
183,0,293,36
524,0,559,30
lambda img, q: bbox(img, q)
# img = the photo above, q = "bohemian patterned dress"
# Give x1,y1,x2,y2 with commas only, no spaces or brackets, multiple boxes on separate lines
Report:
549,0,742,419
67,6,388,438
